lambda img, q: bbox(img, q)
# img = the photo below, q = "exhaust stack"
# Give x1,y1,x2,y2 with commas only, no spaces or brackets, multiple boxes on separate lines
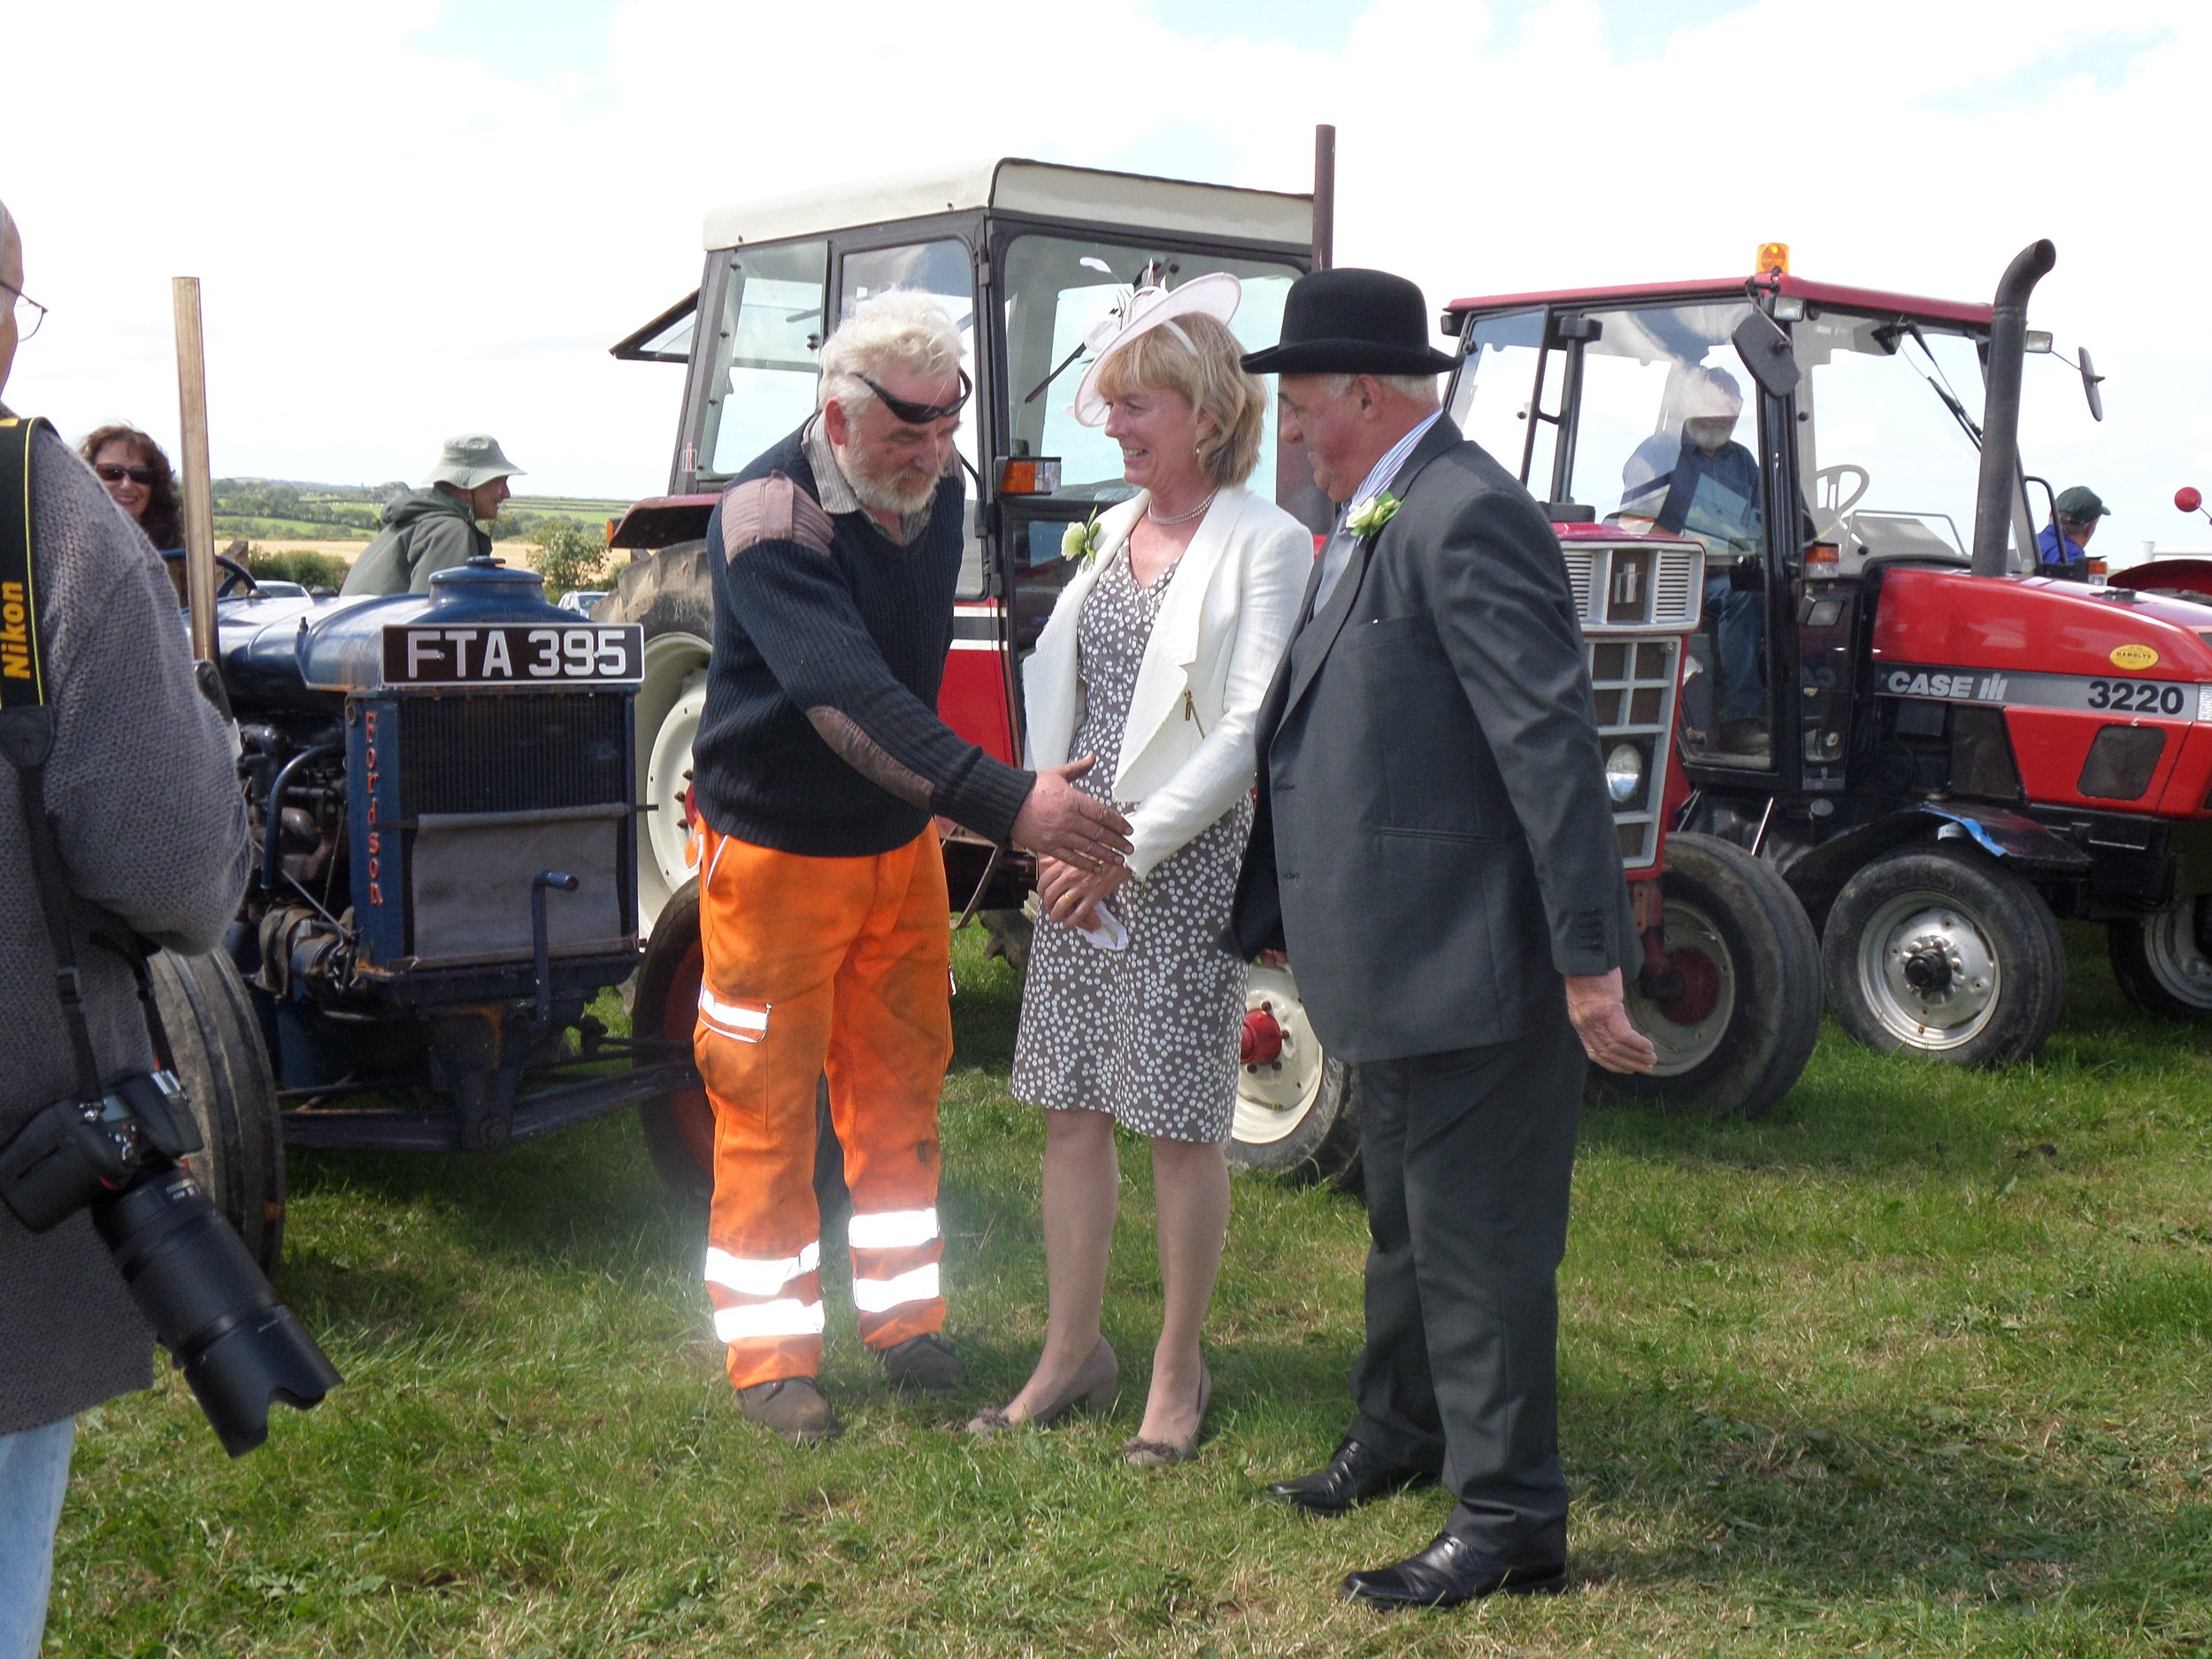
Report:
1970,240,2056,578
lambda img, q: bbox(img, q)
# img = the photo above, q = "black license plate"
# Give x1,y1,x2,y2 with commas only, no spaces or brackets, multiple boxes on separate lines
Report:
381,623,643,687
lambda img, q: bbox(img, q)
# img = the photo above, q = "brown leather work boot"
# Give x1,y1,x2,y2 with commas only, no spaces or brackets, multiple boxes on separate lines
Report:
877,1333,965,1394
734,1377,841,1443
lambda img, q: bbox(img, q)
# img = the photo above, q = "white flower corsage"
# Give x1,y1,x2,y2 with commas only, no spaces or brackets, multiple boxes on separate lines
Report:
1347,492,1402,539
1062,511,1104,568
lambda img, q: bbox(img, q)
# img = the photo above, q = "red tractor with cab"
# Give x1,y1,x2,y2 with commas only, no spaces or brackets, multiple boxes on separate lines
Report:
1443,240,2212,1065
601,158,1821,1195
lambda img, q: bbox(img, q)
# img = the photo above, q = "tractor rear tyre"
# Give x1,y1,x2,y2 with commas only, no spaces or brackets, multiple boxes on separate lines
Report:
630,876,846,1212
1609,831,1820,1118
1822,845,2064,1065
593,541,712,934
1225,964,1361,1191
2108,895,2212,1019
150,949,286,1271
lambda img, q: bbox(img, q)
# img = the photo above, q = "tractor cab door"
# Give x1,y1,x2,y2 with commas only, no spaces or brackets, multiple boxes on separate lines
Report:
1454,299,1788,779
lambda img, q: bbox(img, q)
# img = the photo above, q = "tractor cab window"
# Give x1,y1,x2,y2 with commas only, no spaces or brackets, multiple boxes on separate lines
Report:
1568,303,1770,767
700,240,829,480
1791,313,1986,572
1000,235,1300,510
838,238,985,595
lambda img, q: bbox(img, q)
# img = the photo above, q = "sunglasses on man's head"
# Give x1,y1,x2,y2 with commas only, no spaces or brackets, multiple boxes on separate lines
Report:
858,368,972,426
96,464,155,486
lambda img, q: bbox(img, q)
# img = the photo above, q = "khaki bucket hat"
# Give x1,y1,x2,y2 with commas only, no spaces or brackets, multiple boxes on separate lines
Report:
421,434,526,490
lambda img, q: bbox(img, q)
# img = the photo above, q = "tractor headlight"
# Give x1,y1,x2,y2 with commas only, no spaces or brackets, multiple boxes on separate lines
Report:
1604,742,1646,805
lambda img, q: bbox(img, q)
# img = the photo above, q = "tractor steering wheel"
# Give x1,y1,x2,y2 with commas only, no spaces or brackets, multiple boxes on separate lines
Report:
1811,464,1870,544
161,549,261,597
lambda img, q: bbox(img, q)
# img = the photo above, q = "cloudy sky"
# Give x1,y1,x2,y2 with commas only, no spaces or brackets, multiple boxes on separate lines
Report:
5,0,2205,553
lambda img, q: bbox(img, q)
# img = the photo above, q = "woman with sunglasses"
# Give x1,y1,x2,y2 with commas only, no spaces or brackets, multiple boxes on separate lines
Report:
78,426,184,564
969,276,1309,1465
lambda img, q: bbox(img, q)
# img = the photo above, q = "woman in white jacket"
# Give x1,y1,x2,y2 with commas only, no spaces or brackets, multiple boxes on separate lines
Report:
968,278,1310,1463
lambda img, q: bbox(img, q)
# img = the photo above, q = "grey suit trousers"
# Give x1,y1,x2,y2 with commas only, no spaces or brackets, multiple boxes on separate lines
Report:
1348,1002,1585,1564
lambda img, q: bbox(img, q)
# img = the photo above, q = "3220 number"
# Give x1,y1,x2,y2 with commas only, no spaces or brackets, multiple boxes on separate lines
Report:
2086,679,2185,714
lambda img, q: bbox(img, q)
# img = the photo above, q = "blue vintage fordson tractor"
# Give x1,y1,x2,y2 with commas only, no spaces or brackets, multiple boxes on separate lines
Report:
157,553,687,1266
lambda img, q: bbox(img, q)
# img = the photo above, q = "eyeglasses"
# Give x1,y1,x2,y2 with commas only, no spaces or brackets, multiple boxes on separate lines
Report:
96,464,155,486
0,279,45,342
858,368,972,426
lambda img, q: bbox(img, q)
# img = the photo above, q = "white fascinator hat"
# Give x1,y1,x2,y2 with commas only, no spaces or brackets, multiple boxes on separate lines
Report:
1071,271,1242,427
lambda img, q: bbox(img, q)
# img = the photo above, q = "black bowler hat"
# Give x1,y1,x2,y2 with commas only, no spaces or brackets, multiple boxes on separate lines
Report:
1240,267,1460,378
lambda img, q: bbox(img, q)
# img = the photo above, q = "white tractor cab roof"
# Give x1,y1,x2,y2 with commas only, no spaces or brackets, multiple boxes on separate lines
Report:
700,157,1312,252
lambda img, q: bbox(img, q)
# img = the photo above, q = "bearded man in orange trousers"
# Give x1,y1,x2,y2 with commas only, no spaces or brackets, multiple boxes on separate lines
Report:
690,292,1130,1441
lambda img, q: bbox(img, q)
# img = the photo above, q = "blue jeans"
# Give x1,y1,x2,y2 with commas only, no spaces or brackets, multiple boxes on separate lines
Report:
0,1417,74,1659
1703,572,1764,725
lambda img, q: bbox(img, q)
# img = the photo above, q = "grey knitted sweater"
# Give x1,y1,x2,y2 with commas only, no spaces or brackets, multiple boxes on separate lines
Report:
0,411,250,1436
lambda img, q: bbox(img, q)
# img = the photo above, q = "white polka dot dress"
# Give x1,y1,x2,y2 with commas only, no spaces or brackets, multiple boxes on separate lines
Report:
1010,543,1254,1143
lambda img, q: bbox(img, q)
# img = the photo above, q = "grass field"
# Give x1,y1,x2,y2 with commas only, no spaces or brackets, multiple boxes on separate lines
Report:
44,924,2212,1657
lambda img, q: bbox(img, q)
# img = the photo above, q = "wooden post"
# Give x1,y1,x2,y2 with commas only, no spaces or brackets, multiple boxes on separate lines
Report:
172,277,218,661
1311,124,1336,273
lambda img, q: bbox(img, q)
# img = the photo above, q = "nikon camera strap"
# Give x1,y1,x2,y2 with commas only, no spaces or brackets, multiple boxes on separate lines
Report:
0,416,111,1102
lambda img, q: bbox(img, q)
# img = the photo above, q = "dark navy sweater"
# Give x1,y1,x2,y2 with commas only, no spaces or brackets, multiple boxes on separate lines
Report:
693,425,1033,856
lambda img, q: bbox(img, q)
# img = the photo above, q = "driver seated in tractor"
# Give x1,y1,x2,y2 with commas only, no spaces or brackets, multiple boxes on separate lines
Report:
339,434,526,596
1617,366,1767,757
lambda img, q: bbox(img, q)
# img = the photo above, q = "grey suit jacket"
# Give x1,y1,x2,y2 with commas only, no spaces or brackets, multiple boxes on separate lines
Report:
1227,416,1636,1064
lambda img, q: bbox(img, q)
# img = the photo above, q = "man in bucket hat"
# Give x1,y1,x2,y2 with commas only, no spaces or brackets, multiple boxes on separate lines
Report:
340,434,526,595
1226,268,1655,1608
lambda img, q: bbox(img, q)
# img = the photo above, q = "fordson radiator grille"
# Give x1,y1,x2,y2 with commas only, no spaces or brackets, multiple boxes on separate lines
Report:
397,694,629,815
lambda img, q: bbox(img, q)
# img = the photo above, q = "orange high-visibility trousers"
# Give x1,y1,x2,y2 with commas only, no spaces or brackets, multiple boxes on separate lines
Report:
693,825,954,1390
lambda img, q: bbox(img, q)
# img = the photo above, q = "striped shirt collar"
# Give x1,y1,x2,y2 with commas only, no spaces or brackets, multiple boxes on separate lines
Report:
1342,409,1443,522
802,415,933,546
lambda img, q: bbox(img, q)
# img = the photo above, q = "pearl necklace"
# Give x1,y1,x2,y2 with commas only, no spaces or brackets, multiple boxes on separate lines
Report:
1145,488,1218,526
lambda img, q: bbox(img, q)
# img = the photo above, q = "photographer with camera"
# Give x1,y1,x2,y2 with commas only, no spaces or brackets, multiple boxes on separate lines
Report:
0,199,257,1659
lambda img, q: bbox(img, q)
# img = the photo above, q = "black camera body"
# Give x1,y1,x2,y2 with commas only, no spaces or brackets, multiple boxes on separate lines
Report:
0,1071,201,1233
0,1071,341,1456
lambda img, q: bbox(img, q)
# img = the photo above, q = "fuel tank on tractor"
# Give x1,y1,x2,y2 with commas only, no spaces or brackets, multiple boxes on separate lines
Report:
214,557,690,1154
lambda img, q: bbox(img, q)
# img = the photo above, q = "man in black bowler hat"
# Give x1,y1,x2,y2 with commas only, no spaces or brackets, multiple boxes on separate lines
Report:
1228,268,1656,1608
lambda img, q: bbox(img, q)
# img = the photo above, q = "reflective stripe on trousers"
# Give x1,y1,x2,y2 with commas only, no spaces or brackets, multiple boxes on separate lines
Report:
694,826,953,1389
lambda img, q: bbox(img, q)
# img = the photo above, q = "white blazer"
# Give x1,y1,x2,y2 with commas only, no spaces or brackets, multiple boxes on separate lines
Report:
1024,485,1310,879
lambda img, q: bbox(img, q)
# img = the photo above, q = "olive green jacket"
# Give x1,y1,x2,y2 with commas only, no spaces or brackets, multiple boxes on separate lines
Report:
341,487,489,595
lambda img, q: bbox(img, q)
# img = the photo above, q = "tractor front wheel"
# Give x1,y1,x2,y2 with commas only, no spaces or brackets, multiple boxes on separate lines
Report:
1609,831,1820,1118
151,949,287,1271
1225,964,1361,1190
1822,845,2064,1065
2108,895,2212,1019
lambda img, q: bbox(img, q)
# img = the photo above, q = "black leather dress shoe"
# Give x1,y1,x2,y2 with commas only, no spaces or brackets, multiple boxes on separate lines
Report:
1264,1438,1436,1517
1340,1532,1566,1609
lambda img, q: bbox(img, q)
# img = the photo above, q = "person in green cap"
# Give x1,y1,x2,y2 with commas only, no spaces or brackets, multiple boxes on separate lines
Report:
2036,485,2108,580
340,434,526,595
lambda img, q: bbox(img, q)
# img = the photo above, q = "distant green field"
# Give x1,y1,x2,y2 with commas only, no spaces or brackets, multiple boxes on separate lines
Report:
45,925,2212,1656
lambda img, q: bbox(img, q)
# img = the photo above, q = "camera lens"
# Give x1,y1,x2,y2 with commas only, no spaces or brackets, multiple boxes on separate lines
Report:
94,1164,341,1456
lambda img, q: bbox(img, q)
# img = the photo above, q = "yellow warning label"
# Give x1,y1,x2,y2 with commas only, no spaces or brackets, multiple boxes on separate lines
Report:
2110,643,2161,671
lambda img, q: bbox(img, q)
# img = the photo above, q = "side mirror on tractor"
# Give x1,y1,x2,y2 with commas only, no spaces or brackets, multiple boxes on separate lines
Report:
1731,311,1801,398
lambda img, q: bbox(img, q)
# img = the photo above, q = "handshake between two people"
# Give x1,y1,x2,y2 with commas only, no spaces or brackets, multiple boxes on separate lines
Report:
1007,755,1662,1079
1010,756,1131,933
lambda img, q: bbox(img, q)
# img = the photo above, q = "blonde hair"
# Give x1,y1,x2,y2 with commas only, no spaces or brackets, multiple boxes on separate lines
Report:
818,290,963,415
1093,312,1267,487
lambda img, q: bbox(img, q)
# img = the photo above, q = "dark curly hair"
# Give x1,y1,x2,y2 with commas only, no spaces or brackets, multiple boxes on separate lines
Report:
78,425,183,551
